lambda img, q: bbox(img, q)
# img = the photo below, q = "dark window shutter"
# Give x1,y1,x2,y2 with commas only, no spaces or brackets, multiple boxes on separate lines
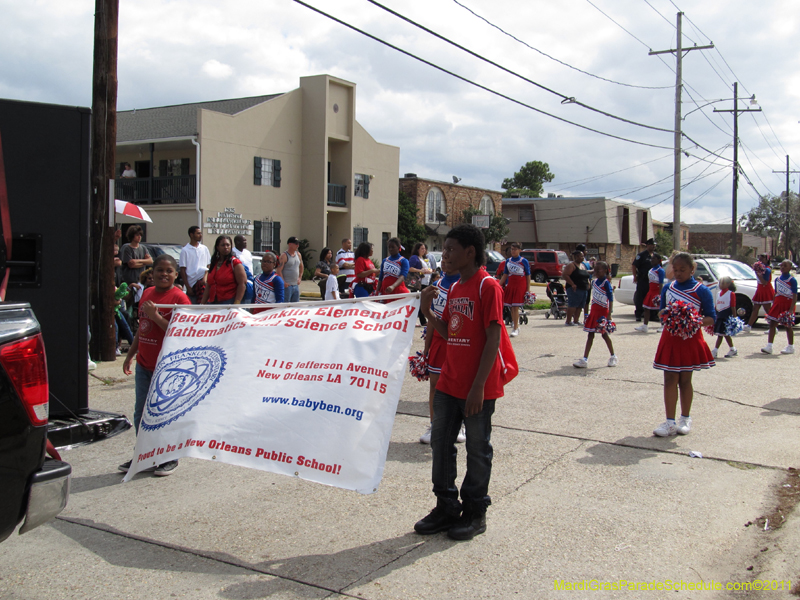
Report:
363,228,369,243
273,221,281,252
181,158,190,176
254,157,262,186
273,159,281,187
363,176,370,199
253,221,262,252
159,159,167,177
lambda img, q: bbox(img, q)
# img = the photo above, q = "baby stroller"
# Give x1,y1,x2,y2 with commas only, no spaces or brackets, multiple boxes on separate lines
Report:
503,304,529,326
545,281,567,319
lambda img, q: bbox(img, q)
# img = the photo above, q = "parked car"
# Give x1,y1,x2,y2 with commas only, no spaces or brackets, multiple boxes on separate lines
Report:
520,249,570,283
141,243,185,285
614,257,800,322
0,303,72,543
485,250,505,276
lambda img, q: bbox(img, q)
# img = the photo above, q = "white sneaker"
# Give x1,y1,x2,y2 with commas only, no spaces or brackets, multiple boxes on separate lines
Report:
419,423,432,444
743,324,752,333
656,327,663,332
781,345,795,355
573,357,588,368
724,347,738,358
761,344,773,354
456,424,466,443
115,347,122,356
653,420,678,437
711,348,718,358
676,416,692,435
88,359,97,371
634,324,648,332
510,328,519,338
607,355,618,367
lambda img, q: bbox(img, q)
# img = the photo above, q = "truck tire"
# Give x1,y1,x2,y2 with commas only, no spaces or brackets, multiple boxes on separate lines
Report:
532,271,547,283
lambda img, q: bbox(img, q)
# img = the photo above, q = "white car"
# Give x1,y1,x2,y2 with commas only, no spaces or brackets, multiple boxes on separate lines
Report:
615,258,799,322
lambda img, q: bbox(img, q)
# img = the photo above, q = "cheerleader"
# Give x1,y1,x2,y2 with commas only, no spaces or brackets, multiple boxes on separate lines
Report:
761,260,797,355
378,237,410,298
711,277,738,358
498,242,531,338
635,253,664,333
745,253,773,332
652,253,716,437
573,261,617,368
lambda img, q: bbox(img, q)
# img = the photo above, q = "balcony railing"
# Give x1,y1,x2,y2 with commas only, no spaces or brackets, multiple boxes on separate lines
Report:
327,183,347,207
115,175,196,205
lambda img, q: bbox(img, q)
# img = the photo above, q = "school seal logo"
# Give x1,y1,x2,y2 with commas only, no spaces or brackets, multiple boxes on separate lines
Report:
448,312,464,338
141,346,227,431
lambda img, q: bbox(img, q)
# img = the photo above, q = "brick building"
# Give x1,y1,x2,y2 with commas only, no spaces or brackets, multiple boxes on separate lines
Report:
686,224,774,257
653,220,690,251
398,175,503,250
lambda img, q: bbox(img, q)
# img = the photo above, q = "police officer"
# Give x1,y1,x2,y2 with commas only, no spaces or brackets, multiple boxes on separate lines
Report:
632,238,656,322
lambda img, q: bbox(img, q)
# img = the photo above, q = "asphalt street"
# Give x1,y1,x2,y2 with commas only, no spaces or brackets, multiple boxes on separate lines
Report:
1,300,798,600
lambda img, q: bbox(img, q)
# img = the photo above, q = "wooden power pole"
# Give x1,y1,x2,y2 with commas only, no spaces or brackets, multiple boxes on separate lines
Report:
89,0,119,362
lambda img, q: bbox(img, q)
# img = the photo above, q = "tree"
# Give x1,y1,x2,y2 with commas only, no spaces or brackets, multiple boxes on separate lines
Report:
741,192,798,259
501,161,555,198
462,206,510,246
397,190,427,249
654,230,673,257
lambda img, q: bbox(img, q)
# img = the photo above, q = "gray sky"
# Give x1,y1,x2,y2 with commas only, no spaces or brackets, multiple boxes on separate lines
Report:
2,0,798,225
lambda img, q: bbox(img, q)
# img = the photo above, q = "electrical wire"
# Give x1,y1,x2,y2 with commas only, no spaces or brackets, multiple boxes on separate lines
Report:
290,0,674,149
550,153,673,191
365,0,675,133
451,0,672,90
738,143,775,197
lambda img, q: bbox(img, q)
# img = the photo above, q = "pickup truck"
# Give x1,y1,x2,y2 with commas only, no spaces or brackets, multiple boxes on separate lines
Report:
614,257,800,322
0,303,71,543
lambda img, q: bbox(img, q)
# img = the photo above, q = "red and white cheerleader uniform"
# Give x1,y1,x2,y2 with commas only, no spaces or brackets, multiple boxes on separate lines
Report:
642,266,665,311
583,277,614,333
502,256,530,308
427,273,460,375
765,273,797,324
379,254,410,296
653,278,716,372
752,262,775,306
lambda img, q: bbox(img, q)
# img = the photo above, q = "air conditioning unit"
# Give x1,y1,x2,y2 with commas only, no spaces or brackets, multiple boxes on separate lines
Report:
472,215,490,228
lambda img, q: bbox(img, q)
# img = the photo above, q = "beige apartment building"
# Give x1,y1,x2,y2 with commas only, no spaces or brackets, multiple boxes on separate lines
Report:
116,74,400,259
503,196,654,268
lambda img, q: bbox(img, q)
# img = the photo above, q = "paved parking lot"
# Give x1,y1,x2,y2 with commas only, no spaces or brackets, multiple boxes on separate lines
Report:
1,302,798,599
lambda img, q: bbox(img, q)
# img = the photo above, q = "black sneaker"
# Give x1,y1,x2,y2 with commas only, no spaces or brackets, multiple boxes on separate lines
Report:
414,502,461,535
154,460,179,477
447,509,486,541
117,459,132,473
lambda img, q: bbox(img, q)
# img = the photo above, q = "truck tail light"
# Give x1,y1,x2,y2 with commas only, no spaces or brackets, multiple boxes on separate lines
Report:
0,334,49,426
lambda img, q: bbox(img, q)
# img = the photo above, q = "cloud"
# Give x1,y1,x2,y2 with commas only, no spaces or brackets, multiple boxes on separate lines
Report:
201,60,234,80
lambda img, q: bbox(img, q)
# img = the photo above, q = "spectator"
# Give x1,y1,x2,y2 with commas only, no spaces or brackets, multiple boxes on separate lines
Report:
201,235,247,305
276,236,303,303
336,238,356,296
314,247,334,298
352,242,379,298
632,238,657,322
179,225,210,304
232,235,253,275
325,263,341,300
409,242,437,326
121,163,136,178
120,225,153,288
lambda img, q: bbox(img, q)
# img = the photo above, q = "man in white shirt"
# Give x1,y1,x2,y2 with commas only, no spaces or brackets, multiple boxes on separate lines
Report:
179,226,211,304
233,235,253,275
335,238,355,296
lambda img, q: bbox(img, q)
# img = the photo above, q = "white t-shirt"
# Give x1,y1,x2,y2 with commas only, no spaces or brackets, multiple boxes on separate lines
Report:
325,274,340,300
233,247,253,272
121,168,136,178
179,242,211,287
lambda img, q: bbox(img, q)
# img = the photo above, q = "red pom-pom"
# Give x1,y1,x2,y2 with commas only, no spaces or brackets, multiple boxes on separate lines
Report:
703,325,715,337
660,301,703,340
524,291,537,305
595,317,616,334
753,261,766,275
408,351,429,381
778,311,795,328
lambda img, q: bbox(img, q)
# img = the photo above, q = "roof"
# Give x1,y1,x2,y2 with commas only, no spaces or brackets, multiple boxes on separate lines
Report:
687,224,737,233
502,196,607,205
117,95,282,142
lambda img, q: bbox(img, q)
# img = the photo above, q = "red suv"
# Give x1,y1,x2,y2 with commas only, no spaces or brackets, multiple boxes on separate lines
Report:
520,249,570,283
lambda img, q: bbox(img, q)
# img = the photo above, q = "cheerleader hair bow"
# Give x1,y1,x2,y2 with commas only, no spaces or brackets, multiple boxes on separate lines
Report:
595,316,616,334
660,300,703,340
524,291,537,305
408,351,429,381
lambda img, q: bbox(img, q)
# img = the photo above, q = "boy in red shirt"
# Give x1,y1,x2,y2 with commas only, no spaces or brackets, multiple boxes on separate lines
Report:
416,225,518,540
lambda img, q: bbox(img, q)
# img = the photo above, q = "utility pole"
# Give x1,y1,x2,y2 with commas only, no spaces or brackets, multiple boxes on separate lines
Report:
89,0,119,362
773,155,800,260
649,13,713,253
714,82,760,258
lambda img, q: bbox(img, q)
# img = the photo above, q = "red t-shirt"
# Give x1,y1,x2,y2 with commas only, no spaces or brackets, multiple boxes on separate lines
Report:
136,286,190,371
207,257,242,302
353,257,376,285
437,270,510,400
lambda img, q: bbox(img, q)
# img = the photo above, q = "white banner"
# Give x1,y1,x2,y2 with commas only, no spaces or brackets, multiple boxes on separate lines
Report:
123,295,419,493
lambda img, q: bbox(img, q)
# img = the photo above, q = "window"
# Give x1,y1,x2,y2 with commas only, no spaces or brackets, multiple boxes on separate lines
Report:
253,219,281,252
353,227,369,247
518,207,534,222
354,173,370,198
254,157,282,187
158,158,189,177
538,252,555,263
479,195,494,215
426,187,445,223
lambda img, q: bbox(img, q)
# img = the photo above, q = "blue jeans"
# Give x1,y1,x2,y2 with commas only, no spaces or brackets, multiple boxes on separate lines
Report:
285,284,300,303
115,313,134,345
430,390,495,513
134,364,154,434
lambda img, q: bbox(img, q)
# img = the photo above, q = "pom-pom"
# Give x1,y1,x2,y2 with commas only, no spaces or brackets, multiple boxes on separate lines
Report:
595,317,616,334
703,325,715,337
778,311,795,328
753,261,766,275
408,351,429,381
725,316,745,337
420,326,427,340
524,291,537,305
660,301,703,340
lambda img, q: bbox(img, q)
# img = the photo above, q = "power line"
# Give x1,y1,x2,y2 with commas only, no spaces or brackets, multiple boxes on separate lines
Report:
290,0,675,149
365,0,675,133
550,153,673,191
451,0,672,90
